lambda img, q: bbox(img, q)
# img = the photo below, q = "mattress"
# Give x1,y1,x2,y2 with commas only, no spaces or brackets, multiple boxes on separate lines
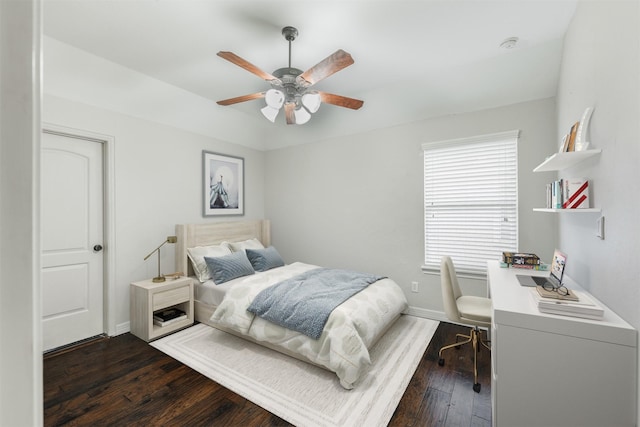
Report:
208,262,409,389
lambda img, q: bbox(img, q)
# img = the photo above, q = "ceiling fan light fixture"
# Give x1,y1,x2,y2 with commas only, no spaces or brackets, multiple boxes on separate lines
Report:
217,26,363,126
264,89,285,109
261,105,280,122
294,105,311,125
302,92,321,113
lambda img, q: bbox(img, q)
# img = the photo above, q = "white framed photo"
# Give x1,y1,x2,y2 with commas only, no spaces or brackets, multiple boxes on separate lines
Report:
202,151,244,216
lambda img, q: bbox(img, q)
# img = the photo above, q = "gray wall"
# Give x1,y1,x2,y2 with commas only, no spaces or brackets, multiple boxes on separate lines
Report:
43,94,266,332
265,98,558,315
555,1,639,423
0,1,42,425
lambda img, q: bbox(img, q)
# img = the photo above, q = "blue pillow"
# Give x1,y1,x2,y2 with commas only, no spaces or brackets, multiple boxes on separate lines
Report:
205,251,255,284
246,246,285,272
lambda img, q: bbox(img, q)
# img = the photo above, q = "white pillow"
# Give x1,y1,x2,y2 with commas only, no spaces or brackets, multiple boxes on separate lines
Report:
227,238,265,253
187,244,233,282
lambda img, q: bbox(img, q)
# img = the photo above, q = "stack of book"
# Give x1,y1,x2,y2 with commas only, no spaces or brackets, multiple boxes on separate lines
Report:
501,252,545,269
531,286,604,320
153,307,187,327
546,178,589,209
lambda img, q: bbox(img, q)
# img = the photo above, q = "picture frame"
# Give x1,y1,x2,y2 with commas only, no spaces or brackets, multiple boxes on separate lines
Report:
202,151,244,216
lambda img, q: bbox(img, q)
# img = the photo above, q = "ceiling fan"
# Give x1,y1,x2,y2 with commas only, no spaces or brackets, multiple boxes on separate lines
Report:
216,26,364,125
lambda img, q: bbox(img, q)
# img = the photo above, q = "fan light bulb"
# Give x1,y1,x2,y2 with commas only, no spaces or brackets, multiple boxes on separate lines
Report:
261,106,280,123
301,92,321,113
294,106,311,125
265,89,284,109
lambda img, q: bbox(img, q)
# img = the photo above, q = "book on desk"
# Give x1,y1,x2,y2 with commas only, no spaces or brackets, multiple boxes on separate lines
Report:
530,286,604,320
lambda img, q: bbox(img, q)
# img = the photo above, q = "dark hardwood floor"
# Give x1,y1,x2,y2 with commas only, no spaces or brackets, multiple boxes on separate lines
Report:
44,321,491,426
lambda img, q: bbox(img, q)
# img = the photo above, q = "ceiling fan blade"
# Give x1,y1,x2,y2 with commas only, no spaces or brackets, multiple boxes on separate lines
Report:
216,92,265,106
318,91,364,110
299,49,354,86
284,103,296,125
217,51,280,82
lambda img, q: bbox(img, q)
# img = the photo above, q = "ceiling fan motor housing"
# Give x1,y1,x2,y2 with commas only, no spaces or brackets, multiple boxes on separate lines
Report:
272,67,309,104
282,26,298,41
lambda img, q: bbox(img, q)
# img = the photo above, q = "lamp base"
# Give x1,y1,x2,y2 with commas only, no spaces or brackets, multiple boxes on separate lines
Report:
152,276,166,283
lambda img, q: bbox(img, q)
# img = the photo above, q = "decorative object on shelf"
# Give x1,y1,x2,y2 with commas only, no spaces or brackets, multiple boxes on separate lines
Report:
562,178,589,209
575,107,593,151
144,235,178,282
215,26,363,125
559,107,594,152
203,151,244,216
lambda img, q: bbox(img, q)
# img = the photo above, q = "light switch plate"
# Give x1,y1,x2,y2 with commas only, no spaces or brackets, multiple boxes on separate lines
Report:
596,216,605,240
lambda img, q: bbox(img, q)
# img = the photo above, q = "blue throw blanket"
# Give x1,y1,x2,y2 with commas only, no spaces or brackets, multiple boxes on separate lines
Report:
247,268,384,339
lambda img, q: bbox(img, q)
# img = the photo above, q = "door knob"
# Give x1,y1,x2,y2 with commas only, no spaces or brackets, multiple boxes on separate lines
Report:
93,244,103,252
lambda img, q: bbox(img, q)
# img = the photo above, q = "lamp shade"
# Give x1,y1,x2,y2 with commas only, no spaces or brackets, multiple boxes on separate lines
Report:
264,89,284,109
261,105,280,123
294,106,311,125
302,92,321,113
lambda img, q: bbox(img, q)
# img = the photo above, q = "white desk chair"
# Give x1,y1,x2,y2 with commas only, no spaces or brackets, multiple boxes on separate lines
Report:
438,256,492,393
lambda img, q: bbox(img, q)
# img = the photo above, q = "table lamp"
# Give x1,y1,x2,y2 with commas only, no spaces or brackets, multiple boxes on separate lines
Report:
144,235,177,282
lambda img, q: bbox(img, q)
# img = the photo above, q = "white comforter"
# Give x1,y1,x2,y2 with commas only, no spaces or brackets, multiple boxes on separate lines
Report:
210,262,408,389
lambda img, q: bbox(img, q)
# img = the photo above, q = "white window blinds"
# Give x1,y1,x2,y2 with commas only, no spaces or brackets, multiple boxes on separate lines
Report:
423,131,519,275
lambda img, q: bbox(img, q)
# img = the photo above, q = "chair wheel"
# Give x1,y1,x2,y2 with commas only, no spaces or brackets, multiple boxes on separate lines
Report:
473,383,481,393
438,358,445,366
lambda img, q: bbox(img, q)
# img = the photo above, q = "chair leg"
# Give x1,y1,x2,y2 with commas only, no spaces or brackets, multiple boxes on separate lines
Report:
471,328,480,392
439,326,491,393
438,333,472,365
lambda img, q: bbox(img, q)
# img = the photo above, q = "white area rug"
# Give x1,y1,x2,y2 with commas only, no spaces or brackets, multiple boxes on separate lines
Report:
151,315,439,427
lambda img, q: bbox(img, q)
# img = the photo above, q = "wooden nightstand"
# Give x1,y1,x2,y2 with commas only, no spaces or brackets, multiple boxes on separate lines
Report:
130,276,194,342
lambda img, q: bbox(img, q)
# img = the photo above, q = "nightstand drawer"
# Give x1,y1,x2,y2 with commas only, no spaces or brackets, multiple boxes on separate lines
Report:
152,286,190,310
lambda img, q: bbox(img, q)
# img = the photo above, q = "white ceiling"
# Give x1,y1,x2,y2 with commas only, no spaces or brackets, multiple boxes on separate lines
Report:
43,0,578,150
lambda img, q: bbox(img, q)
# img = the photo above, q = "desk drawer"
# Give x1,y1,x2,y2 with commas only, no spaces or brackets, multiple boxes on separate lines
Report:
153,286,190,310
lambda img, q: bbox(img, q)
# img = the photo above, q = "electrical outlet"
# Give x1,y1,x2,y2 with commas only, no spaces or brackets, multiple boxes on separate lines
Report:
411,281,419,292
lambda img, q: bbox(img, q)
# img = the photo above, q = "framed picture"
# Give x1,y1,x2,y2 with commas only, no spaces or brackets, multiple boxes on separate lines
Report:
202,151,244,216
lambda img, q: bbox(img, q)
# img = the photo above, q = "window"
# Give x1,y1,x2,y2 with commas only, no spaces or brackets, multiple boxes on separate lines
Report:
423,131,519,276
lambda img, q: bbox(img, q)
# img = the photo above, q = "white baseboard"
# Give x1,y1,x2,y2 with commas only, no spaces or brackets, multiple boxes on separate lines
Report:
115,321,130,336
406,306,449,322
406,307,489,331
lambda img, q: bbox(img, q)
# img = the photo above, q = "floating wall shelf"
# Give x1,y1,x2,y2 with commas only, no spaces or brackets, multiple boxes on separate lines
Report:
533,148,602,172
533,208,601,213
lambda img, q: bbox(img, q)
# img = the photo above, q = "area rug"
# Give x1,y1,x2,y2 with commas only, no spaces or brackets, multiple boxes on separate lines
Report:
151,315,438,427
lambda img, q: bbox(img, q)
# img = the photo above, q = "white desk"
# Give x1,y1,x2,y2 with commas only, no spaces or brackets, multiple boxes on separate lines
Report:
487,261,637,427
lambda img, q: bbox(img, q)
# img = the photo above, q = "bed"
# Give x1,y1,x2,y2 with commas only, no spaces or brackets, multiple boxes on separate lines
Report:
175,220,409,389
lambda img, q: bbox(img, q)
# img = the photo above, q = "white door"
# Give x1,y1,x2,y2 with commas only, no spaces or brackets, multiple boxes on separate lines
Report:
41,131,104,351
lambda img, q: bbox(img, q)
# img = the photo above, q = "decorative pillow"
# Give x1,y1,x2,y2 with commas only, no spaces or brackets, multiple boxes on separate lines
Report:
187,244,232,282
228,238,265,253
205,251,255,285
246,246,285,272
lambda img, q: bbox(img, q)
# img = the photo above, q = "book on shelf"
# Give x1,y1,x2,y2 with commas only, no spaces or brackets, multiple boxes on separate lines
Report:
153,307,185,322
562,178,589,209
545,178,590,210
530,288,604,320
566,121,579,152
153,314,187,327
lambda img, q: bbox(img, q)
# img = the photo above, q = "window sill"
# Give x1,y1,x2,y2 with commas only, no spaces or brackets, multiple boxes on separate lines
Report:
421,265,487,281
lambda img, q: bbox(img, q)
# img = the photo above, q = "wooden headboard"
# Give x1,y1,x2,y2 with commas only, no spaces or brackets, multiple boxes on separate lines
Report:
175,220,271,278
